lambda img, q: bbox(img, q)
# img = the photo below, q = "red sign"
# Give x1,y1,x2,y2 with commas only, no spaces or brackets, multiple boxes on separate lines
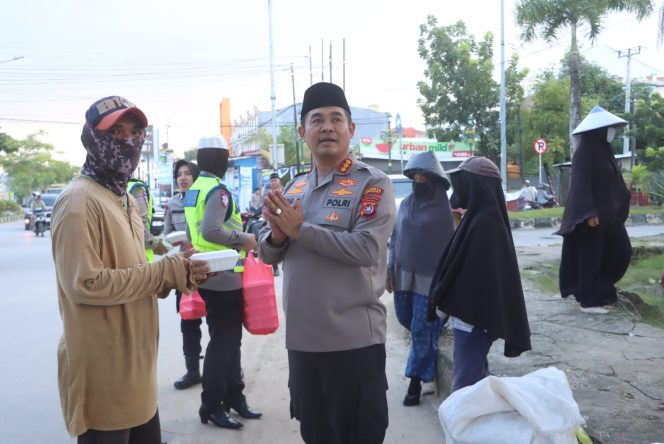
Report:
533,138,548,155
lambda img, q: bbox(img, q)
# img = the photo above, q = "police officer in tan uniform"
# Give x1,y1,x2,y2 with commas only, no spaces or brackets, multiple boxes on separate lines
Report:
259,82,396,444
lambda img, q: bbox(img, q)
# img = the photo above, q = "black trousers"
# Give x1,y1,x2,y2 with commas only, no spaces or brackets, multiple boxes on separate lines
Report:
77,410,160,444
198,287,245,409
288,344,389,444
176,290,203,359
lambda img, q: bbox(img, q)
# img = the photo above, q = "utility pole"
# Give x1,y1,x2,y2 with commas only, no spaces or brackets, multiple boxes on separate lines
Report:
499,0,507,189
617,46,641,163
329,41,333,82
342,38,346,91
268,0,278,169
309,45,313,85
291,63,301,173
321,39,324,81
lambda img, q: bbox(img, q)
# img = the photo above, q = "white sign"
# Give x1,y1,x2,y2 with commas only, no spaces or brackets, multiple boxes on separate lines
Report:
533,138,548,155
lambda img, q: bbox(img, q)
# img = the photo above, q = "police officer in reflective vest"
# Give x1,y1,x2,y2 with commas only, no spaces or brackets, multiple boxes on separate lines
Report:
127,178,161,263
183,135,260,430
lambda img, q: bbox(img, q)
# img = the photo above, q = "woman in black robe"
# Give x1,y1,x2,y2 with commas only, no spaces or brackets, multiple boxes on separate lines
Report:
557,106,632,308
428,156,531,392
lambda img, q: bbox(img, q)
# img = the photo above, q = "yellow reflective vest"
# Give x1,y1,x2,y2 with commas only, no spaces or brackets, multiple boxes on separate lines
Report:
127,179,154,263
183,174,245,272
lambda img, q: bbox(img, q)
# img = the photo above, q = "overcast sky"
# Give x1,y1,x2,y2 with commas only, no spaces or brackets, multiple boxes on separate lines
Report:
1,0,663,166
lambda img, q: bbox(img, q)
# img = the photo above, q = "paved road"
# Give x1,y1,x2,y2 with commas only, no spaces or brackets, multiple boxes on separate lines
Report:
511,224,664,247
0,220,442,444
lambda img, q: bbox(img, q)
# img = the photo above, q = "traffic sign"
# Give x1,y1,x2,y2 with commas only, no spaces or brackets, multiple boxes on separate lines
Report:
395,113,401,134
533,138,548,155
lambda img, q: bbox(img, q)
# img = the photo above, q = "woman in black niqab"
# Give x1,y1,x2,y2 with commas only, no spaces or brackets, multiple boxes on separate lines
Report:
428,157,531,391
556,117,632,308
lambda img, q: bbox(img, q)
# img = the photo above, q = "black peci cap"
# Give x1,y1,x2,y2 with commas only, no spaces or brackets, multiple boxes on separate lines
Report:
300,82,351,118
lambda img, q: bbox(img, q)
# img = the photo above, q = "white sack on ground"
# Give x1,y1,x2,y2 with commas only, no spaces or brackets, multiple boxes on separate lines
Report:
439,366,585,444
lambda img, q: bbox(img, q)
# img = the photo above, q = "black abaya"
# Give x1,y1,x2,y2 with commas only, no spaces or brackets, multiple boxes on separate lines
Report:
556,128,632,308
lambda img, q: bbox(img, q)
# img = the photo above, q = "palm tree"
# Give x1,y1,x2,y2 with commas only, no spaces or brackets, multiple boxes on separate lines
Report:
515,0,653,158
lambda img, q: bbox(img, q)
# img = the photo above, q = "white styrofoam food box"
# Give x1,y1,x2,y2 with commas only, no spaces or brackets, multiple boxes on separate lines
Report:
165,231,188,244
190,250,240,272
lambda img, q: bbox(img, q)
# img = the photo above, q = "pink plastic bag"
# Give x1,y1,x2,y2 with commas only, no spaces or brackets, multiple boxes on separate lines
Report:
179,291,207,320
242,252,279,335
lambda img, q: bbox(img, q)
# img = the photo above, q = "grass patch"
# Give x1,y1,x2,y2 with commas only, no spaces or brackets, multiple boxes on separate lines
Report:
507,205,664,221
509,207,564,220
521,263,559,293
521,248,664,328
618,252,664,328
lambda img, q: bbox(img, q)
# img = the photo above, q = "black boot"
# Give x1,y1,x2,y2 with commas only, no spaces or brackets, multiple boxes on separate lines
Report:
199,404,243,429
174,356,202,390
403,377,421,406
225,399,262,419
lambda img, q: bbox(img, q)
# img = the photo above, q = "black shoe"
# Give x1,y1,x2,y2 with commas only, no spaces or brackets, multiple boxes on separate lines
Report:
226,400,262,419
199,405,243,429
273,268,280,277
174,370,201,390
403,377,421,406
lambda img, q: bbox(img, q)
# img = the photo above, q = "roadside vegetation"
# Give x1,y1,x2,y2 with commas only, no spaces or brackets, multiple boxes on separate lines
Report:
522,241,664,328
508,205,664,220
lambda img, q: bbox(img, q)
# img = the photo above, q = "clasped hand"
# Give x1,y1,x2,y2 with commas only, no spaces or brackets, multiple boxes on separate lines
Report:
262,190,304,244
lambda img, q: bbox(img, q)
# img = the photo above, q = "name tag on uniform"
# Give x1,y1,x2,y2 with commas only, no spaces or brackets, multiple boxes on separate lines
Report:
183,190,199,207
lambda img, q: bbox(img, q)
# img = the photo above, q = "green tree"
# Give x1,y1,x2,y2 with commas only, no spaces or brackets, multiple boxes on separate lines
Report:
183,147,197,161
516,0,653,157
417,17,500,161
0,132,79,203
633,92,664,154
0,132,18,154
244,126,311,168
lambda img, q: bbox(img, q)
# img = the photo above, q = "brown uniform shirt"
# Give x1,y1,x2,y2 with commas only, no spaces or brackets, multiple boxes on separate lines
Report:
259,155,396,352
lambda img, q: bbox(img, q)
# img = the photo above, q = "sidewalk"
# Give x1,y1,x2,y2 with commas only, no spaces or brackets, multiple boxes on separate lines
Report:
435,244,664,444
510,213,663,230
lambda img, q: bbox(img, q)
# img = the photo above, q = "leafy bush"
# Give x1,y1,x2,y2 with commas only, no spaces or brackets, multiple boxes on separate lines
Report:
0,199,21,214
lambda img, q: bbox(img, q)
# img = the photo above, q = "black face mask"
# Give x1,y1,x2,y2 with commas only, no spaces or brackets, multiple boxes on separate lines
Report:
412,180,434,198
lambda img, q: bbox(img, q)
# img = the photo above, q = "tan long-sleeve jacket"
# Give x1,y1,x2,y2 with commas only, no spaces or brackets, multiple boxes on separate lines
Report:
51,176,194,437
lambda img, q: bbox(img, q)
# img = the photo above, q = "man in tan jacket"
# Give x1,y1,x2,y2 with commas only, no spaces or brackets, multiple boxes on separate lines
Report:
51,96,209,443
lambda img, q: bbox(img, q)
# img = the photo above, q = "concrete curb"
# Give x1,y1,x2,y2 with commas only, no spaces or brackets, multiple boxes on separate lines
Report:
510,213,664,230
435,245,664,444
0,213,21,224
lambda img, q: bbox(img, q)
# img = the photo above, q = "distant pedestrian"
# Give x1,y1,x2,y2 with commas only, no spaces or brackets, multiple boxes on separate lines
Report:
164,159,204,390
429,156,531,392
51,95,209,443
557,106,632,309
519,179,537,205
386,150,454,406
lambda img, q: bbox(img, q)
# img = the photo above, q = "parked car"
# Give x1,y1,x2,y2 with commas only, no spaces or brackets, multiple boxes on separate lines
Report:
388,174,413,212
23,193,59,231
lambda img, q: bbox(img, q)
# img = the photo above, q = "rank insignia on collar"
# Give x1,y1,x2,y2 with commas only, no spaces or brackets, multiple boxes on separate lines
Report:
331,188,353,196
325,211,340,222
337,178,358,187
337,158,353,173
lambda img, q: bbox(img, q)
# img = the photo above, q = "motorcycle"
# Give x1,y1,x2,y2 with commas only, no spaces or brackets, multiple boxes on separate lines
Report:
243,206,264,235
33,209,49,237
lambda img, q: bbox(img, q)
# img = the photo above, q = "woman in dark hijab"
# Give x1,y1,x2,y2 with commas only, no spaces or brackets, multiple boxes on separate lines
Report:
557,106,632,309
428,156,531,392
387,151,455,406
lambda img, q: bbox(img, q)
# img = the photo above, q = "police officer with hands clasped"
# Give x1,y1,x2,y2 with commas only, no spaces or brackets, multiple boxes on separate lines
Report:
259,82,396,444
